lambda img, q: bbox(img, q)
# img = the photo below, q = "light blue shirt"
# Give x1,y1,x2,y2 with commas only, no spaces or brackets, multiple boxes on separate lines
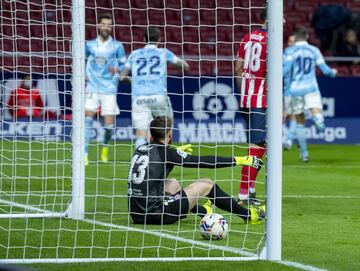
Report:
283,64,292,97
125,44,179,98
86,37,126,94
283,41,335,97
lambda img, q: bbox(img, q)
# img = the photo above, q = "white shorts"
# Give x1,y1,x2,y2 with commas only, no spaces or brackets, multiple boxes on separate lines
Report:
85,92,120,116
285,92,323,115
132,95,173,130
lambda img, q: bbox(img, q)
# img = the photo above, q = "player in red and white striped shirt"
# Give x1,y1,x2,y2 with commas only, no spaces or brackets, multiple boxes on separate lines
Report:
235,10,267,206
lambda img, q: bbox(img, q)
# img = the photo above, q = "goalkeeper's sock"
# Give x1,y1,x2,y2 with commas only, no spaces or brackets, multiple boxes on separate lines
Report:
103,124,114,146
85,116,93,154
287,119,297,141
207,184,248,220
239,147,265,197
190,205,207,218
296,124,309,158
135,137,147,148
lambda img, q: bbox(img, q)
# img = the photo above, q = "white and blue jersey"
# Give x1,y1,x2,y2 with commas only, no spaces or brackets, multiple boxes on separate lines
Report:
283,41,335,97
125,44,179,98
283,68,292,97
86,37,126,94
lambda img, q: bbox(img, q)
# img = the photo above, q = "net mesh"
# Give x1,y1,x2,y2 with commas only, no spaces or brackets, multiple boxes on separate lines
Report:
0,0,266,261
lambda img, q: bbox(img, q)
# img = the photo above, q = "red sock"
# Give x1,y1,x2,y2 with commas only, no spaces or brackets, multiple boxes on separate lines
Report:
239,146,266,197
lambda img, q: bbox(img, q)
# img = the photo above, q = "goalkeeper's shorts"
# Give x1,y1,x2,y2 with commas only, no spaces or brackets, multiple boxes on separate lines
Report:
131,189,189,225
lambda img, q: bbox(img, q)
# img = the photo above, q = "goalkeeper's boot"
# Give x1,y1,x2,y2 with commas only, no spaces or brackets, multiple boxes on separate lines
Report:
85,154,89,166
101,146,109,163
249,205,266,225
202,200,214,215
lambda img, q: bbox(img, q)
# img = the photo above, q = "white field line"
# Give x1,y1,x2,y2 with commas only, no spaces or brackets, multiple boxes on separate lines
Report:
286,164,359,169
0,257,258,264
0,198,330,271
81,217,257,257
0,198,66,218
277,260,328,271
283,195,360,199
0,198,256,257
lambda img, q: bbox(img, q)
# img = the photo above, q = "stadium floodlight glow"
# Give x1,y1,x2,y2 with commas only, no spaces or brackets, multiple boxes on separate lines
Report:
0,0,282,264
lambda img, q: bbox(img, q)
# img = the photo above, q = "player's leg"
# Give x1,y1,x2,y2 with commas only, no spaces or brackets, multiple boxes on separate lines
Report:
184,179,264,223
293,96,309,162
165,179,181,195
285,114,297,150
100,94,120,162
151,95,174,121
239,108,266,206
283,95,297,150
84,92,100,166
132,97,152,148
165,179,209,217
305,92,325,133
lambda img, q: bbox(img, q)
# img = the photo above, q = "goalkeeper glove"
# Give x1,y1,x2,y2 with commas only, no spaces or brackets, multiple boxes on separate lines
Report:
175,144,193,155
234,156,263,170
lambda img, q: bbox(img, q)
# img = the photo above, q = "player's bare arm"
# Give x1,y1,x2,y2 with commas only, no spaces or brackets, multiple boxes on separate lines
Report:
235,58,244,92
119,67,132,83
171,59,190,72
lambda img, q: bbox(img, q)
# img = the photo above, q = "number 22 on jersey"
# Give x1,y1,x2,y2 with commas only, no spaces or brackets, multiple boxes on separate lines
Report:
136,56,160,76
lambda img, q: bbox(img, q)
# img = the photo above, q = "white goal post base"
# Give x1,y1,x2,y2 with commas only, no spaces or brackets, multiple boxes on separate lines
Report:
0,198,75,219
0,257,259,264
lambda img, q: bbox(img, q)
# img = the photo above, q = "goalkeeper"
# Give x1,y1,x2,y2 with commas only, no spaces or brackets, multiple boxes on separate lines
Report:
128,116,265,225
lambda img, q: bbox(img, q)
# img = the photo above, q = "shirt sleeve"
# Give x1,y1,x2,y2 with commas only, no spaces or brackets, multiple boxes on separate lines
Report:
165,147,236,168
165,49,180,64
283,50,293,75
315,48,325,66
116,43,127,70
85,42,90,59
124,53,132,70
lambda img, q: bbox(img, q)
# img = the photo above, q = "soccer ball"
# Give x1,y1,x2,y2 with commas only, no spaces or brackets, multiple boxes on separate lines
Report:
199,213,229,240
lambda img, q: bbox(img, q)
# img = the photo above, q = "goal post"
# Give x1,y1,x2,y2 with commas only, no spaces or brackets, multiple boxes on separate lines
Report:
66,0,86,220
0,0,283,263
265,0,283,261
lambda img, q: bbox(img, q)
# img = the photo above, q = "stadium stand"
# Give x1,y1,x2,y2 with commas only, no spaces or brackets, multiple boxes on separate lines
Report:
1,0,359,75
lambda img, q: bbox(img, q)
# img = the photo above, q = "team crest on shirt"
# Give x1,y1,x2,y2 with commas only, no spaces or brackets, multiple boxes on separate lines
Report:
176,149,188,158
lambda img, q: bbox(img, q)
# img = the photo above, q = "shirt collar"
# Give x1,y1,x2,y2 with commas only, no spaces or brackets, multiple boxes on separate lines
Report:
145,44,158,49
295,41,308,45
96,36,113,44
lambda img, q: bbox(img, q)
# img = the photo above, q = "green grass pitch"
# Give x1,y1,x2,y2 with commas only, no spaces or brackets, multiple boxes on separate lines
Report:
0,141,359,271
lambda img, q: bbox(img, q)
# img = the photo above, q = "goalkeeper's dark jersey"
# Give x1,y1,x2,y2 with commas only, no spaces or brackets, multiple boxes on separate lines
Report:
128,142,236,215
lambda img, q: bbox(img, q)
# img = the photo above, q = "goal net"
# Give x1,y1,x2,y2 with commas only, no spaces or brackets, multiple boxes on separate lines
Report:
0,0,276,263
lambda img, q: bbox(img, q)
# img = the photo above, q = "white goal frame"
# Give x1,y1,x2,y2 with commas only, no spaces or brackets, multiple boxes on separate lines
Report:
0,0,282,263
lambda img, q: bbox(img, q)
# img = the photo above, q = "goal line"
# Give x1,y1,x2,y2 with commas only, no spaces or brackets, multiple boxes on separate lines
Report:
0,198,260,263
0,197,328,271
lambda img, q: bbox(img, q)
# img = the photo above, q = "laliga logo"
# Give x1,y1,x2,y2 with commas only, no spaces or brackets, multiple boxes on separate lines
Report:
192,81,237,120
